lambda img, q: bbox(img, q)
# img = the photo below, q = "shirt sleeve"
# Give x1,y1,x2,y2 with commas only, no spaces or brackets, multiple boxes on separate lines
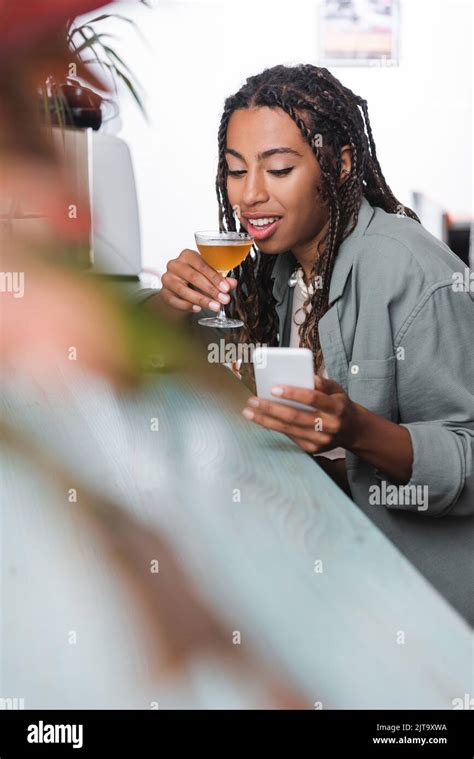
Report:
393,280,474,517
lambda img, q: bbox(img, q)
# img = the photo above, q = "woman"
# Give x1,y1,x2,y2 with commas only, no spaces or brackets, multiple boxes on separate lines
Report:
156,64,474,518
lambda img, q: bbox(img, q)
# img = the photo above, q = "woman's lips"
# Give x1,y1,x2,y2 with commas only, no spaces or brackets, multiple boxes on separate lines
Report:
244,217,282,241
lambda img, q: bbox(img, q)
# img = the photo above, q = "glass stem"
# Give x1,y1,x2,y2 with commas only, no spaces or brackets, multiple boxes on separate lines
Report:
217,270,229,322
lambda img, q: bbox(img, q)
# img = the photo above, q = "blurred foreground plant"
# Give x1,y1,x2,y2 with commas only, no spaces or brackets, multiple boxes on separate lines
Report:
0,0,260,700
0,0,236,394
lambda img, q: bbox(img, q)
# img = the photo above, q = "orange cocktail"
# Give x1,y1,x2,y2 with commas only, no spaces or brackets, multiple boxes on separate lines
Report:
194,231,253,328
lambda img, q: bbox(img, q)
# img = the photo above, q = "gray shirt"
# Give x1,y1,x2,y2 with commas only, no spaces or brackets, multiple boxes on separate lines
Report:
269,198,474,625
271,196,474,519
250,197,474,624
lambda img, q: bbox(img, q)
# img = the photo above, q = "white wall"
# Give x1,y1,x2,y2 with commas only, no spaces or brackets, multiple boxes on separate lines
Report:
85,0,473,272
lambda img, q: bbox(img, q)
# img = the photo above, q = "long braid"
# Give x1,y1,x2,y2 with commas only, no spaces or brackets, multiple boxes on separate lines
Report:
216,100,237,232
215,64,420,372
216,95,280,346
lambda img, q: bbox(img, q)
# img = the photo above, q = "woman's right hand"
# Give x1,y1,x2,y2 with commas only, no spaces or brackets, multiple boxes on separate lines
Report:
159,248,238,314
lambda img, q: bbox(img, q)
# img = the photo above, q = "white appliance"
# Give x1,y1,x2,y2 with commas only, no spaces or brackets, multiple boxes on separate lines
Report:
89,130,142,276
1,127,143,279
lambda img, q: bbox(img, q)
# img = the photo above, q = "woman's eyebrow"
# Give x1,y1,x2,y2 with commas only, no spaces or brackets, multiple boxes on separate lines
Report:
225,147,303,161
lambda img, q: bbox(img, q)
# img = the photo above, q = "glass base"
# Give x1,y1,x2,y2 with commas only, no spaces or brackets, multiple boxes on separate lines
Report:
198,316,243,328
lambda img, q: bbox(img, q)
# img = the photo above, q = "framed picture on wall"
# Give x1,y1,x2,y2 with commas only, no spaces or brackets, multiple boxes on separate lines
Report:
318,0,399,67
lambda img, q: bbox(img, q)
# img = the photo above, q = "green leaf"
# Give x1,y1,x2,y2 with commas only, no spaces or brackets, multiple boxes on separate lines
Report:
74,32,115,54
85,14,139,28
101,45,145,101
88,60,120,94
114,67,148,119
101,45,137,79
72,23,117,40
66,20,149,119
52,87,67,139
71,15,148,47
41,84,52,131
76,30,109,78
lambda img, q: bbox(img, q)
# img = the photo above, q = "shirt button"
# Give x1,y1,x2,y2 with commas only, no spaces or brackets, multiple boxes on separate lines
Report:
350,364,359,375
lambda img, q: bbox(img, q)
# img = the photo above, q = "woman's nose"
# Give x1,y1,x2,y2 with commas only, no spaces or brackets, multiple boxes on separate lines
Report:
241,169,269,206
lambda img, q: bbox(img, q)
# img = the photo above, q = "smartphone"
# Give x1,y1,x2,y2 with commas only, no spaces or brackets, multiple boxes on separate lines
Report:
253,347,315,411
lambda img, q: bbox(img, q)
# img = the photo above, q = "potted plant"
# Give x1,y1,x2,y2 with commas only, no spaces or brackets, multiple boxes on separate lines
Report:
40,1,149,131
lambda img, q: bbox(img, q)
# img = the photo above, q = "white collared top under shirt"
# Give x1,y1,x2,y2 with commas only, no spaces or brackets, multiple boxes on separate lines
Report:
289,280,346,462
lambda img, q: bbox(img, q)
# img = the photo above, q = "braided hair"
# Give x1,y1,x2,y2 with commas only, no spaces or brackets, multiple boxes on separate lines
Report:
215,64,420,372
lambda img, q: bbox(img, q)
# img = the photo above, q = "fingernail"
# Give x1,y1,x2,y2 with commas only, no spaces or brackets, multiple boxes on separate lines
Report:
219,281,229,292
271,386,284,396
209,301,220,311
218,293,230,303
192,305,202,312
247,397,259,407
242,408,254,420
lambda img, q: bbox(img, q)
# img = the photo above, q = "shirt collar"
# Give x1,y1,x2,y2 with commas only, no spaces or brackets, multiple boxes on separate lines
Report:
270,250,297,303
270,196,375,306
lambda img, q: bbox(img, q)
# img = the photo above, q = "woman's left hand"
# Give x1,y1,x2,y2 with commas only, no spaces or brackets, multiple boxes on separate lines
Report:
241,374,362,454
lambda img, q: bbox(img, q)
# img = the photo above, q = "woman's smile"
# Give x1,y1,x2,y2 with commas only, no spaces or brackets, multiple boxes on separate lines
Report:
242,214,283,241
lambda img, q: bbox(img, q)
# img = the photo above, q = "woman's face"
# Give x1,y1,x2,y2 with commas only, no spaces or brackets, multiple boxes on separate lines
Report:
225,106,329,258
